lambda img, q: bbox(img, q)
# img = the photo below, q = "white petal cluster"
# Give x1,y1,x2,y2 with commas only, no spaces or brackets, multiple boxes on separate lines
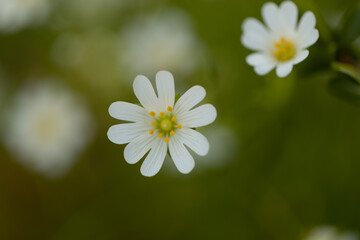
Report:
0,0,51,33
305,226,358,240
118,9,204,79
2,81,94,178
241,1,319,77
107,71,217,177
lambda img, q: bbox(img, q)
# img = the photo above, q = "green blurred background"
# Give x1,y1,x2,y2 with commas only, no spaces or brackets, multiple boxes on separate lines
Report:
0,0,360,239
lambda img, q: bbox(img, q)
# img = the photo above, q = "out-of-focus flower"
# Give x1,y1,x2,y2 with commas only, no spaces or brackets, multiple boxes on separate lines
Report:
305,226,358,240
0,0,51,33
57,0,127,28
196,124,238,169
107,71,216,177
118,8,204,80
2,80,94,178
241,1,319,77
51,31,122,97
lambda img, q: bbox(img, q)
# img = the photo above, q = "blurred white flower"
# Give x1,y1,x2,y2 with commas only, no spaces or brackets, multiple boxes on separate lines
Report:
108,71,216,177
118,8,204,80
162,124,238,177
241,1,319,77
305,226,358,240
51,31,122,97
196,125,238,169
0,0,51,33
2,81,94,178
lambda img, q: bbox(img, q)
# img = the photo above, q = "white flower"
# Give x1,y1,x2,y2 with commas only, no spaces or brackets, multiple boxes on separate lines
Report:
118,9,204,79
107,71,217,177
241,1,319,77
0,0,51,33
2,81,94,178
305,226,358,240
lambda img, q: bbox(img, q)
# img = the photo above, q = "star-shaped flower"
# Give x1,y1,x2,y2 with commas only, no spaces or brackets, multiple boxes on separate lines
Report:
241,1,319,77
107,71,217,176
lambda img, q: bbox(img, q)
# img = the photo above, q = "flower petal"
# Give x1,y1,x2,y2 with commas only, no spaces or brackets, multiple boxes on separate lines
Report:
178,104,217,128
124,133,154,164
297,11,318,48
276,63,293,78
293,50,309,64
109,101,148,122
169,134,195,174
133,75,159,112
140,138,167,177
178,128,209,156
246,53,274,67
280,1,298,30
241,18,269,51
107,123,147,144
156,70,175,110
174,85,206,115
254,63,276,75
298,11,316,32
300,29,319,49
262,2,281,32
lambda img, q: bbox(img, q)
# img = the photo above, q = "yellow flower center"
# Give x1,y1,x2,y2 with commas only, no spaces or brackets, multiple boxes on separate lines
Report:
273,37,296,62
148,106,181,142
34,113,60,141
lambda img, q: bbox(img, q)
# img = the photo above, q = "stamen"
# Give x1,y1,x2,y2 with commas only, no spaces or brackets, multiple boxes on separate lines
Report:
273,37,296,62
286,41,293,47
149,111,155,117
149,129,154,135
177,124,182,129
171,117,176,122
167,106,173,112
170,130,175,136
157,133,162,138
159,112,165,117
151,121,155,126
164,137,169,143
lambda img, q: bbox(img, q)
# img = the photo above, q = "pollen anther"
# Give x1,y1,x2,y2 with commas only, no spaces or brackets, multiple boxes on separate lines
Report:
158,133,162,138
149,129,154,135
171,117,176,122
151,121,155,126
164,137,169,143
170,130,175,136
177,124,182,129
167,106,173,112
149,111,155,117
159,112,165,117
273,37,296,62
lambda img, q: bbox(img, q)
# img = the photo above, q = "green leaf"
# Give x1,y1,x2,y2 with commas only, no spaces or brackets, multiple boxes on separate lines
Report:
331,61,360,83
328,73,360,104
